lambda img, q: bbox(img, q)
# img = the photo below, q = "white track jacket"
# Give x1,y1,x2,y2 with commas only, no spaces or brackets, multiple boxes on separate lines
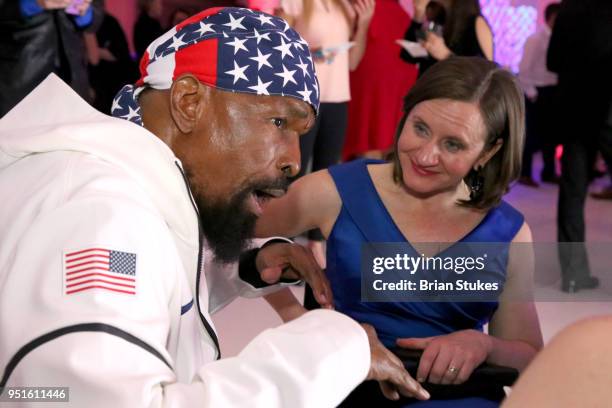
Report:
0,75,369,407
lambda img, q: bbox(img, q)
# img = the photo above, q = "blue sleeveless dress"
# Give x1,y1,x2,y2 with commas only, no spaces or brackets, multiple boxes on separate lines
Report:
327,159,524,407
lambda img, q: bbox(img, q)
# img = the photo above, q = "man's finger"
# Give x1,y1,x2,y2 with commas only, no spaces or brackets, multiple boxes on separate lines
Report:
396,337,431,350
306,264,333,308
260,266,283,284
394,369,430,401
378,381,399,401
290,246,334,308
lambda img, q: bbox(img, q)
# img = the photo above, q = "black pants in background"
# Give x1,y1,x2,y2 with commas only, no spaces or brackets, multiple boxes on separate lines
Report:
297,102,349,241
521,86,559,179
557,100,612,280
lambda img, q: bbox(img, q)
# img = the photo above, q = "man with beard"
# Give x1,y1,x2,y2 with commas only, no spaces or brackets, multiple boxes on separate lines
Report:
0,7,429,407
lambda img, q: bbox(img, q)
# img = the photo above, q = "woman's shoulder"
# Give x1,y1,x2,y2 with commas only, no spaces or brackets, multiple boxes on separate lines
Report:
485,200,526,241
328,158,385,177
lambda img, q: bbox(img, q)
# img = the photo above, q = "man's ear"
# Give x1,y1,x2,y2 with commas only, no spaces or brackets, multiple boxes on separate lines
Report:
169,75,205,134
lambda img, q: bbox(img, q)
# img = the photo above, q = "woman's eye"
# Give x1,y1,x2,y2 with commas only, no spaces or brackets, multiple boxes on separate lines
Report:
272,118,286,128
444,140,463,152
414,123,428,136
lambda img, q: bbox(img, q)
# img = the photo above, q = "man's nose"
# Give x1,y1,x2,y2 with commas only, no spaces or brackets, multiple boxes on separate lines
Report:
277,136,301,178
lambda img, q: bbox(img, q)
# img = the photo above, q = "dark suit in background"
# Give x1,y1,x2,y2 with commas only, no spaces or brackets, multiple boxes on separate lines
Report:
0,0,102,117
547,0,612,291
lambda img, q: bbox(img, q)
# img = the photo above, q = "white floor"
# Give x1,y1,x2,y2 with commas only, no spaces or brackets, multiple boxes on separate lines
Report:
212,154,612,357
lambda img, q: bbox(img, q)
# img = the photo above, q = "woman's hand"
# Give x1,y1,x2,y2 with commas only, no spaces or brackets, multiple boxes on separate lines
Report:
421,32,452,60
397,330,493,385
353,0,375,29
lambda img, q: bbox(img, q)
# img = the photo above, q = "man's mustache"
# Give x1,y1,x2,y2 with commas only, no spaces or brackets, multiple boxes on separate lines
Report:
248,177,291,197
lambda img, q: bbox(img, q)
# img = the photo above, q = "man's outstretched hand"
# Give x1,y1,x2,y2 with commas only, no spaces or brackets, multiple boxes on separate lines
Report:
362,324,431,401
255,242,333,309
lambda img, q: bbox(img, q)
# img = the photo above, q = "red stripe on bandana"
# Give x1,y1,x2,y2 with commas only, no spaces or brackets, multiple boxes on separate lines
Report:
173,39,219,88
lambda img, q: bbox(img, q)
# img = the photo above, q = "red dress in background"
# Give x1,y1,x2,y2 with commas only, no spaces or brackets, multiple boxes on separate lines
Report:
343,0,418,160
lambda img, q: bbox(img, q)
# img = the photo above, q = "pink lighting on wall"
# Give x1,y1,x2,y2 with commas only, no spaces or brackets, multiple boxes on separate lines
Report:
481,0,537,72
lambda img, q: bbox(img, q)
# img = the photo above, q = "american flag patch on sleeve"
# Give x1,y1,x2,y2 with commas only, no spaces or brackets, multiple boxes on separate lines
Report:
63,248,137,295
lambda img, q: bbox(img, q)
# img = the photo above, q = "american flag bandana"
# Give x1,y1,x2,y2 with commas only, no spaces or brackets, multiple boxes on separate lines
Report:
112,7,319,126
63,248,137,295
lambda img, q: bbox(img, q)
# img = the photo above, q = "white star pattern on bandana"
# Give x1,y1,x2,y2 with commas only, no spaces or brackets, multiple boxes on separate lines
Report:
121,105,141,122
112,8,320,126
273,36,294,60
249,77,273,95
194,21,215,36
275,64,297,87
255,13,276,27
224,13,246,31
250,28,271,44
250,48,273,70
225,61,250,84
297,84,312,104
226,36,249,54
168,33,187,51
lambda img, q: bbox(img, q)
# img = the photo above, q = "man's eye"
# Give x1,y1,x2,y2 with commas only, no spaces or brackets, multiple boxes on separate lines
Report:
272,118,286,128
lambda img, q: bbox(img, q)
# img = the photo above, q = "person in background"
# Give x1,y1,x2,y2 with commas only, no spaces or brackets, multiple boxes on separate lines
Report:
169,7,191,27
0,0,102,117
134,0,164,61
341,0,419,161
548,0,612,293
276,0,375,267
85,0,138,113
589,151,612,200
401,0,493,76
517,2,560,188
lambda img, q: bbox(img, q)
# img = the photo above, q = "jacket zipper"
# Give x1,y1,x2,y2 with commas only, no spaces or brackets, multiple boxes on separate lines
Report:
175,162,221,360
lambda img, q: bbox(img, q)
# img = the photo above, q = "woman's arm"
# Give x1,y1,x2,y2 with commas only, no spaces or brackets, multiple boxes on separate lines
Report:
487,222,543,370
265,288,308,322
255,169,342,239
83,32,100,65
348,0,375,71
475,16,494,61
257,170,341,322
412,0,428,23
